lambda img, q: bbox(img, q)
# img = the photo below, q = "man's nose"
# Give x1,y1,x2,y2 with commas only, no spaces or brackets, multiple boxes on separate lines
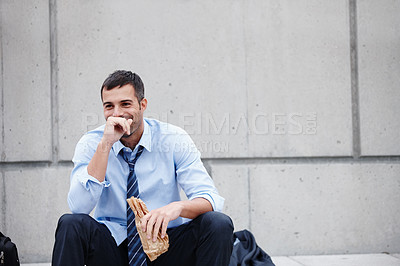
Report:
112,106,123,117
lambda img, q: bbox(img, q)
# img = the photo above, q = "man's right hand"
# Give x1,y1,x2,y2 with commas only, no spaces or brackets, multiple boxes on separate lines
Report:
102,117,133,146
88,117,132,182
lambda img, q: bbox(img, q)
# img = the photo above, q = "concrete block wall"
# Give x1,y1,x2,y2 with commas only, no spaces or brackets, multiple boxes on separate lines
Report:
0,0,399,262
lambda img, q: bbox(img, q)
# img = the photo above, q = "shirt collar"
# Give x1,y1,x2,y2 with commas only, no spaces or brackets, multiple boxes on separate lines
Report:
111,119,152,156
138,119,152,152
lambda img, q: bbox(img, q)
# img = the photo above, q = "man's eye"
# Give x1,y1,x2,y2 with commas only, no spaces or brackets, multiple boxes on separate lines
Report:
122,103,131,107
105,105,113,109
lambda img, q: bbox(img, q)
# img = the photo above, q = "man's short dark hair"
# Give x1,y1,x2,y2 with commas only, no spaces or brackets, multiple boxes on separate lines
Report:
101,70,145,102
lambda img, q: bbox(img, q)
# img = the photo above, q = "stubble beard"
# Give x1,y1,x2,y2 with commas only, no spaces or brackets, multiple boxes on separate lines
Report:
121,115,140,139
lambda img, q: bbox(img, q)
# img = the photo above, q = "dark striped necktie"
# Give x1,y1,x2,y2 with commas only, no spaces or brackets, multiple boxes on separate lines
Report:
121,145,147,266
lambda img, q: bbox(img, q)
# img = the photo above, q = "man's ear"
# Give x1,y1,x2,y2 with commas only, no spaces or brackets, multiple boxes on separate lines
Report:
140,98,148,111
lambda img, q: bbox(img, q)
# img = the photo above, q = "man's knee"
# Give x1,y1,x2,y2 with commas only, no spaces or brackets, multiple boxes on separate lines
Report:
195,212,234,262
57,213,92,227
56,213,93,238
198,212,234,236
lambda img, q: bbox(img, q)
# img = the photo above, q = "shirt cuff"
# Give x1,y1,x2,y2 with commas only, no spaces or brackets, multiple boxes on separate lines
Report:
68,168,111,214
75,167,111,191
190,193,225,212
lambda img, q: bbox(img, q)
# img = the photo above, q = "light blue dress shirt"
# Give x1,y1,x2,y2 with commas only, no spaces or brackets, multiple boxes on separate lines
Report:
68,118,224,245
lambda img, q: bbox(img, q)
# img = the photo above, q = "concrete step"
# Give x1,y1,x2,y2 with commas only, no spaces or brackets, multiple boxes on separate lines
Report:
21,253,400,266
272,253,400,266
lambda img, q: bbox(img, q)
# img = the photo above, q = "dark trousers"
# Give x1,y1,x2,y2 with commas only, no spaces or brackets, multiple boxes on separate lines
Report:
52,212,234,266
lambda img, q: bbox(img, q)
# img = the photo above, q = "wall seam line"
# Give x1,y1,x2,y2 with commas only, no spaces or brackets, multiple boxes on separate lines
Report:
1,172,4,233
202,156,400,164
49,0,59,164
242,0,249,157
247,166,251,230
0,0,6,232
349,0,361,158
1,0,5,162
1,155,400,168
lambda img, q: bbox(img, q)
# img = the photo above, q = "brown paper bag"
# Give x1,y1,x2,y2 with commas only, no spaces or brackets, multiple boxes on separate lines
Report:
127,197,169,261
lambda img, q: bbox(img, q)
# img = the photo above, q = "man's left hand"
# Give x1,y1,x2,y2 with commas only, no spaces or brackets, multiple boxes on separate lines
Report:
140,198,212,242
141,201,183,242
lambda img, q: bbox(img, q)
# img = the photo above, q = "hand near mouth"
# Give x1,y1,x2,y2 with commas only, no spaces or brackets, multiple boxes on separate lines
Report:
103,117,133,147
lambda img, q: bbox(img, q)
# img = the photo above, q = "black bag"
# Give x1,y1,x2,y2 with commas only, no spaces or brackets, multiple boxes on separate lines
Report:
0,232,20,266
229,230,275,266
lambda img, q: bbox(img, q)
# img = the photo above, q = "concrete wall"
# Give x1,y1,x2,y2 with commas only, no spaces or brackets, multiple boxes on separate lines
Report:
1,0,399,262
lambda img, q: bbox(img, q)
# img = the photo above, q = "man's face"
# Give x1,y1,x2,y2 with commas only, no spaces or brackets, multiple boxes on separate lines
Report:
102,84,147,137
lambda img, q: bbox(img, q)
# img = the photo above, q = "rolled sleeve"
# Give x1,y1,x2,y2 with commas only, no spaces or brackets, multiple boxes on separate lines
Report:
67,133,111,214
68,163,110,214
190,192,225,212
75,165,111,191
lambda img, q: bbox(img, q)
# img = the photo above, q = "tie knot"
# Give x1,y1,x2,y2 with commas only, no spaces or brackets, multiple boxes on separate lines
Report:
120,146,144,166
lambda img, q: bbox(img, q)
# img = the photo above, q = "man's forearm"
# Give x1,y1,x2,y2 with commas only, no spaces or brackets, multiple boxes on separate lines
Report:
178,197,213,219
87,139,112,183
141,197,213,241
